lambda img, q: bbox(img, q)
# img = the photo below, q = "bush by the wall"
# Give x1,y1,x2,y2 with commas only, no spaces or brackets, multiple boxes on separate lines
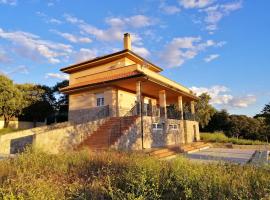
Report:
201,132,267,145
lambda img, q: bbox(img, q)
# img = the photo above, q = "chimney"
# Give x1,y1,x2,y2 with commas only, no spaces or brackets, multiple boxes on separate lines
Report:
123,33,131,50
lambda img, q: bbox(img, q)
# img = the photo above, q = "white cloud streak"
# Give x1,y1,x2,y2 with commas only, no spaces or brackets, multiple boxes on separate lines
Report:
0,0,16,5
0,65,29,75
63,14,152,44
202,1,242,32
160,37,222,68
46,73,69,80
51,30,92,43
190,85,256,108
0,28,72,64
75,48,97,63
179,0,214,9
204,54,219,62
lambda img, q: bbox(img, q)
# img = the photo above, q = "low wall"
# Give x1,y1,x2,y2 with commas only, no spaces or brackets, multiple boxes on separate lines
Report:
0,119,108,155
0,120,45,129
184,120,200,143
114,117,186,150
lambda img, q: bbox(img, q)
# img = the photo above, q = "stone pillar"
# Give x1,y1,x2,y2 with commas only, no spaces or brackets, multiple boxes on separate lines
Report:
159,90,167,118
136,81,142,115
177,96,184,120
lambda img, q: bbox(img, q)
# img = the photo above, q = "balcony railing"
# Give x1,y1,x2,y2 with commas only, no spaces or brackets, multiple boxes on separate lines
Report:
131,102,196,121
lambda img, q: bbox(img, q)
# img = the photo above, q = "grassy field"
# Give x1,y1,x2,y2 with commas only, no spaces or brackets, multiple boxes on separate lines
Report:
0,149,269,199
201,132,268,145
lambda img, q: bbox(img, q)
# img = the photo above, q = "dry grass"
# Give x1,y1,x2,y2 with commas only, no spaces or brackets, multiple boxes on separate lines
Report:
0,148,269,199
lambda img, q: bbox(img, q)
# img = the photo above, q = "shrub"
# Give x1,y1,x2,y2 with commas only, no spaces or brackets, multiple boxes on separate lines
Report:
201,132,267,145
0,149,269,199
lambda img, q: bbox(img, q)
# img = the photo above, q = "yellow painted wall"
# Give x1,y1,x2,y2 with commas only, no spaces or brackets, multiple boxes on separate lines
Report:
118,90,137,116
70,58,136,84
117,89,158,116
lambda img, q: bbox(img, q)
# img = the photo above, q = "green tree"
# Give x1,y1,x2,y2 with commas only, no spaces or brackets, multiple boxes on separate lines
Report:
195,93,216,129
204,109,230,132
0,75,23,128
20,85,55,126
259,102,270,142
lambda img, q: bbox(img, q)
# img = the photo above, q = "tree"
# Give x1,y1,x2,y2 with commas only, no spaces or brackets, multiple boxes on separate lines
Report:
20,85,55,126
261,102,270,125
0,75,23,128
195,93,216,129
52,80,69,122
204,109,230,132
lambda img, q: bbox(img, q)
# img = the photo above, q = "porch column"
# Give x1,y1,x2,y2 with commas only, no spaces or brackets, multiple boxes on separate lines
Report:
136,81,142,115
177,96,184,120
159,90,167,118
190,100,195,114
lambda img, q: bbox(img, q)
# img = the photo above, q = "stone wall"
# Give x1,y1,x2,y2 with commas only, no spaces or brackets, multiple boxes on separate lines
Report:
0,119,107,155
114,117,186,150
184,120,200,143
0,120,45,130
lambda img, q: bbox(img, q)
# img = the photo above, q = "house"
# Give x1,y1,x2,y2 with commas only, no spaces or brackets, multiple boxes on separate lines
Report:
60,33,200,150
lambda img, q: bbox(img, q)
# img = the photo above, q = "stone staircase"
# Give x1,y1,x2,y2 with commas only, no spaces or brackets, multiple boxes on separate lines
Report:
148,142,211,159
78,116,138,150
147,146,181,159
180,142,211,153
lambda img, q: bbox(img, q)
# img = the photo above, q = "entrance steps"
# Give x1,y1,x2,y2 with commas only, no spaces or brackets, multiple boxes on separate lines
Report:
78,116,138,150
180,142,211,153
147,142,212,159
147,145,181,159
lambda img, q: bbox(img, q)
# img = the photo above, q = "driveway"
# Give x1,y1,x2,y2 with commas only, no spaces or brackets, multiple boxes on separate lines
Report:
185,148,256,164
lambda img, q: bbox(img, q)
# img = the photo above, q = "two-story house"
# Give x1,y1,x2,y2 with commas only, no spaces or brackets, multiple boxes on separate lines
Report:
60,33,200,150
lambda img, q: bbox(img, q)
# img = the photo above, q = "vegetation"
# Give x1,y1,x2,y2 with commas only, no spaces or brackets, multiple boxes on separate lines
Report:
0,74,68,128
195,93,216,128
0,149,269,200
201,132,267,145
0,75,23,128
200,104,270,143
0,127,18,136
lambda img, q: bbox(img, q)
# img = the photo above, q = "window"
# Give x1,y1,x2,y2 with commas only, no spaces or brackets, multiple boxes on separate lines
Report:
169,124,178,130
152,123,163,130
96,93,105,107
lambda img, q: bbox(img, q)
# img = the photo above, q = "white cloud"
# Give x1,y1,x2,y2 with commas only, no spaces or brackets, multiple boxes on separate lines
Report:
160,3,181,15
204,54,219,62
160,37,221,68
105,15,154,28
64,14,152,44
36,12,63,24
51,30,92,43
202,1,242,32
0,28,72,64
133,46,150,58
49,18,62,24
179,0,214,9
46,73,69,80
0,0,16,6
229,95,256,108
190,85,256,108
75,48,97,63
0,65,29,75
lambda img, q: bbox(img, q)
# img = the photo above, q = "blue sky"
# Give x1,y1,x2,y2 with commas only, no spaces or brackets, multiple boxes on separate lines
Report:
0,0,269,116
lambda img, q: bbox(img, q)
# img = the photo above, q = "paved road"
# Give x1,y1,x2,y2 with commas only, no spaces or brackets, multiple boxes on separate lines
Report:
186,148,256,164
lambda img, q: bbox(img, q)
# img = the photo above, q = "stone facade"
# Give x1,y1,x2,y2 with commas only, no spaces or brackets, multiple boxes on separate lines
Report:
113,116,197,150
0,118,108,155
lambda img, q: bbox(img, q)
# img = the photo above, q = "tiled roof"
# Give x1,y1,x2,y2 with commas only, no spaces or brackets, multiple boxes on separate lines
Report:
60,71,142,92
